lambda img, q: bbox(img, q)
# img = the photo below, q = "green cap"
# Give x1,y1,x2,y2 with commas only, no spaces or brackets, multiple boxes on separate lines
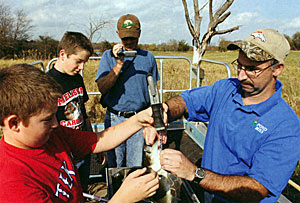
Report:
228,28,290,62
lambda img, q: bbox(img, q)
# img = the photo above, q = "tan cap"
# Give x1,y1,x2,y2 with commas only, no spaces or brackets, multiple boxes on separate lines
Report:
117,14,141,39
227,28,290,62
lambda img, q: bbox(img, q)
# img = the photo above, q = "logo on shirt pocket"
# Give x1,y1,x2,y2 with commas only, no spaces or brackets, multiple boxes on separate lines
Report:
252,120,268,134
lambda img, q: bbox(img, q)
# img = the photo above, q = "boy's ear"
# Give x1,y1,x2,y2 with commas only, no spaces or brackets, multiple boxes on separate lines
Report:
4,115,21,132
59,49,67,61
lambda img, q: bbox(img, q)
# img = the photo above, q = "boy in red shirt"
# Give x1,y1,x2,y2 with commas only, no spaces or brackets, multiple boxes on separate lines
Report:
0,64,158,203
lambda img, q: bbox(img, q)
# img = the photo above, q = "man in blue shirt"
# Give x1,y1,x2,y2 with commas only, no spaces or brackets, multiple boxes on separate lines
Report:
144,29,300,202
96,14,159,168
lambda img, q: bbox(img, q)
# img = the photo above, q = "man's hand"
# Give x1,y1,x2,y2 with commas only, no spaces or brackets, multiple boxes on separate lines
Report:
112,43,124,66
111,168,159,203
161,102,169,124
160,149,197,181
112,43,123,58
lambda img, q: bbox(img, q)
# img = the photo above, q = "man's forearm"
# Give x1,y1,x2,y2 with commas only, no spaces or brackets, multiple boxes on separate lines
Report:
96,63,123,95
199,169,268,202
165,96,188,122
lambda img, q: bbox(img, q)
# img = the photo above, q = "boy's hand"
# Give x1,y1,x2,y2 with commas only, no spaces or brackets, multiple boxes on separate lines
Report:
135,107,154,128
112,168,159,203
143,126,167,146
96,152,106,166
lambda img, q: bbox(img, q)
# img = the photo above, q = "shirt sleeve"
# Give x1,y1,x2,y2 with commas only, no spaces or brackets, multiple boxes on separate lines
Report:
59,126,98,159
150,52,160,83
180,79,223,122
95,50,114,81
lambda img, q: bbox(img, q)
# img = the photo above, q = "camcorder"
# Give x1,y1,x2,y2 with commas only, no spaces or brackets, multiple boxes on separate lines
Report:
117,48,137,59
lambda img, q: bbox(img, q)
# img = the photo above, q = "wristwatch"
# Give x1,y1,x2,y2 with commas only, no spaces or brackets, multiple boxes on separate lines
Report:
193,167,206,184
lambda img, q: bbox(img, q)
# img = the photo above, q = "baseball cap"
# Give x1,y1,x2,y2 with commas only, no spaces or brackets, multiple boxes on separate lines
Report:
227,28,290,62
117,14,141,39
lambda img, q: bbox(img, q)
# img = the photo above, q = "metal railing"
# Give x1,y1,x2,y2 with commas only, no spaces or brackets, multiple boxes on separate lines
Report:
29,60,45,72
44,56,231,102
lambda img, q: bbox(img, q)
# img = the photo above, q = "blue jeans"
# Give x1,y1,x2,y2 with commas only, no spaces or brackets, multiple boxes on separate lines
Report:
105,110,144,167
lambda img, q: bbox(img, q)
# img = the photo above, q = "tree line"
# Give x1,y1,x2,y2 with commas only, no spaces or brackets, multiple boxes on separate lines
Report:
1,2,300,60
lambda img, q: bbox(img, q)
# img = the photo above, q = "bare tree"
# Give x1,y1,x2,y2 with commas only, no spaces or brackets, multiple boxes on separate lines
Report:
182,0,239,65
13,9,34,41
85,16,110,43
0,3,14,39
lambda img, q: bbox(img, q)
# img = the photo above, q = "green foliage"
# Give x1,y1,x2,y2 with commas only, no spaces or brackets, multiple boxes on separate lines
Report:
292,32,300,50
178,40,190,52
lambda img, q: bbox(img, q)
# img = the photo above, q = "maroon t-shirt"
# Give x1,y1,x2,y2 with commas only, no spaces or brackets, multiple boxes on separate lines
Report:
0,126,97,202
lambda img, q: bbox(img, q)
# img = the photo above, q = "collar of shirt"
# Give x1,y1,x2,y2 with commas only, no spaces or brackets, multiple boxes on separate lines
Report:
232,80,283,116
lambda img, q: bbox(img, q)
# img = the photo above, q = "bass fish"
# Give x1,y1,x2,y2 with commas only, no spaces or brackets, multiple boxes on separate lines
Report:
144,140,182,203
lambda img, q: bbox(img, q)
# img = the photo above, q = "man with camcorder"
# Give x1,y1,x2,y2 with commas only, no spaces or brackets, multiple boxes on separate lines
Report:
95,14,160,168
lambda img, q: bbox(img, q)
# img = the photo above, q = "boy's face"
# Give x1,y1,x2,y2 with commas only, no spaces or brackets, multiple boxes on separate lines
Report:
61,49,90,76
17,105,59,149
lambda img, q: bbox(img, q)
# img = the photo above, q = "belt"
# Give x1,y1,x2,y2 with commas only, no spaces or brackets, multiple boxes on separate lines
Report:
107,107,137,118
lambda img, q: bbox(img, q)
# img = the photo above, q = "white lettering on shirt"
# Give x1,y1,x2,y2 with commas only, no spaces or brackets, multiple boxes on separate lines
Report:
255,123,268,134
54,161,76,199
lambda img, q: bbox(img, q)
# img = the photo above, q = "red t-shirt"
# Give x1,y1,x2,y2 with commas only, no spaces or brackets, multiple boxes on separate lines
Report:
0,126,97,203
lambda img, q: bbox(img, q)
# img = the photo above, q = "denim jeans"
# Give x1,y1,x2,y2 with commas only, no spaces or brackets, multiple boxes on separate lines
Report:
105,110,144,167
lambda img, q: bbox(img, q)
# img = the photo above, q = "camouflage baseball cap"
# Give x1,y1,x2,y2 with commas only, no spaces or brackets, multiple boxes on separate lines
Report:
117,14,141,39
227,28,290,62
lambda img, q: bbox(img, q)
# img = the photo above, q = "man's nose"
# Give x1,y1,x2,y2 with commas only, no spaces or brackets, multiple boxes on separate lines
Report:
237,69,248,81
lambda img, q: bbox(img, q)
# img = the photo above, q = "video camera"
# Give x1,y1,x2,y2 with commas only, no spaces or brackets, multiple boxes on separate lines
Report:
117,48,137,59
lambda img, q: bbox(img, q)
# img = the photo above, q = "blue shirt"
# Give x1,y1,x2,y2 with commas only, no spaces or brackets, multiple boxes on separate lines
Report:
180,78,300,202
96,48,159,112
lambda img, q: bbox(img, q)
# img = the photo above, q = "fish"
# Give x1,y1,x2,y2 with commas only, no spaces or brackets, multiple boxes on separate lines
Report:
144,139,182,203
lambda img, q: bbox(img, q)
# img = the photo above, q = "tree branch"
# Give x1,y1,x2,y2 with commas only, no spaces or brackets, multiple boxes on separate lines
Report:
212,11,231,28
214,0,234,20
182,0,196,39
214,26,240,35
193,0,200,34
209,0,213,22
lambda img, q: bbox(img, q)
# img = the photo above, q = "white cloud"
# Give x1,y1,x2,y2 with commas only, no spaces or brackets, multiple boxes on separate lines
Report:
3,0,300,44
285,17,300,29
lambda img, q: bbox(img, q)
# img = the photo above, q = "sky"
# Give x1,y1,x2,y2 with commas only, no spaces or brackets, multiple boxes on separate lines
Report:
5,0,300,45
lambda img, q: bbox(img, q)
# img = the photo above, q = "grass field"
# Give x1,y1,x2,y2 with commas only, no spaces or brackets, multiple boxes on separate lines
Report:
1,50,300,201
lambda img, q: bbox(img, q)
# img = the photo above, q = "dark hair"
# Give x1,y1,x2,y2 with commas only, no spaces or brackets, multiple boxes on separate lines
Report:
0,64,63,126
57,31,94,56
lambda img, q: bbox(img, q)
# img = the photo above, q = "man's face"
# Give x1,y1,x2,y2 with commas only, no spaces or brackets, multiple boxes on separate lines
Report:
62,49,90,76
237,51,276,98
17,105,59,149
121,37,139,50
